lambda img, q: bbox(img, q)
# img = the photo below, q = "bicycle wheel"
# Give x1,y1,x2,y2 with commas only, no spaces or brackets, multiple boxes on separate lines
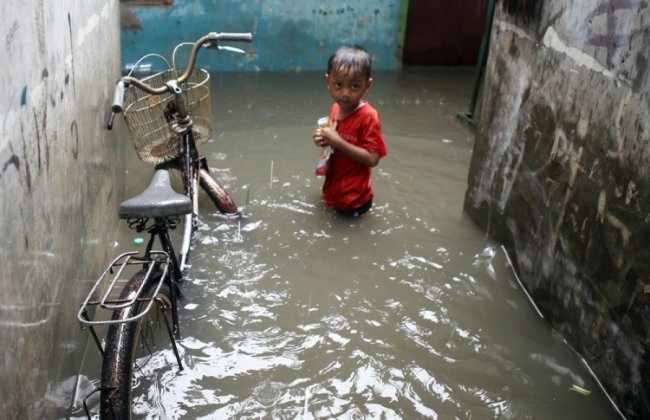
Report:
99,269,173,419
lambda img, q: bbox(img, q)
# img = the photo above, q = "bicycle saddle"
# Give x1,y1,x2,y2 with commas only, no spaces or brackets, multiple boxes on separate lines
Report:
119,169,192,219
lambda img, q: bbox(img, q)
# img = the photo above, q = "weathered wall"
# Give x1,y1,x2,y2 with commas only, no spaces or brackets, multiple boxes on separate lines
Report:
464,1,649,418
0,2,125,417
120,0,407,72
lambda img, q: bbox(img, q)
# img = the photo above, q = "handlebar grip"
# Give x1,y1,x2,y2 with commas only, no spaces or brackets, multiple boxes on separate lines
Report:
111,80,126,113
107,112,116,130
209,32,253,43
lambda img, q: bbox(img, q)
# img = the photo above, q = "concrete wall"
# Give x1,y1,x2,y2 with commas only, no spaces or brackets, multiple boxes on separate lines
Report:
120,0,407,72
464,1,649,417
0,2,125,417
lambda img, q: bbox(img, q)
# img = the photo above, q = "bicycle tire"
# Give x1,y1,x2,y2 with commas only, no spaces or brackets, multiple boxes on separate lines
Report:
99,269,173,419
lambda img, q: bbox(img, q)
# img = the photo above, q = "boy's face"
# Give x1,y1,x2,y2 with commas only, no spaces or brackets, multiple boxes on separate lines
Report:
326,67,372,115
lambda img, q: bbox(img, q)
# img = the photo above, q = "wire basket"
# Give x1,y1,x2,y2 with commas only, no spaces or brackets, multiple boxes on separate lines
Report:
122,68,212,164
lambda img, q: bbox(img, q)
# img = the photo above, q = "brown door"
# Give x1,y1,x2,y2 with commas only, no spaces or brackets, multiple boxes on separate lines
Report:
403,0,490,65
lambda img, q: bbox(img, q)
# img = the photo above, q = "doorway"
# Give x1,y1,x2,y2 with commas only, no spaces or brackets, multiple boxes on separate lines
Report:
403,0,490,65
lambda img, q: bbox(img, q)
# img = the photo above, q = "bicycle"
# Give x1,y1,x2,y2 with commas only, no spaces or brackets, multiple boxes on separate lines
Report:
77,31,253,419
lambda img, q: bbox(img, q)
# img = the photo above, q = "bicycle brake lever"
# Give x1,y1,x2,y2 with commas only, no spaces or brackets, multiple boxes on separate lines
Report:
218,45,246,55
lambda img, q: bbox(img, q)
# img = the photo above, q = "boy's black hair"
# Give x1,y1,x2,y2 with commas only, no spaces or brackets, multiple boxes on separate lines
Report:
327,45,372,80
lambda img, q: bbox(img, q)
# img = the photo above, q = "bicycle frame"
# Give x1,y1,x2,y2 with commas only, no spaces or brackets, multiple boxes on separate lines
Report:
141,217,185,335
178,128,200,272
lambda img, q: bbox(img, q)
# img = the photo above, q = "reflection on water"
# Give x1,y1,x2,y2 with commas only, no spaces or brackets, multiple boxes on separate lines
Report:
73,69,619,419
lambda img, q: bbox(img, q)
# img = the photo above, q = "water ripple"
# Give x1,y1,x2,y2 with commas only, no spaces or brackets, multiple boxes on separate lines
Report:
77,70,617,420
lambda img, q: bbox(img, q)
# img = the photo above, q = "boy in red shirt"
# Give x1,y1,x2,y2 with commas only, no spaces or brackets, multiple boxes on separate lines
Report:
312,45,388,217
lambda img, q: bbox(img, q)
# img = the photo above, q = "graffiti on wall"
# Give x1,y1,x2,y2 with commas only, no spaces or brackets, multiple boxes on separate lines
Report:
497,1,650,81
584,0,648,69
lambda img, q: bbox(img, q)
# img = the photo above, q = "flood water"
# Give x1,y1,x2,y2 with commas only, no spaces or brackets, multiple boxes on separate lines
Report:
72,68,620,419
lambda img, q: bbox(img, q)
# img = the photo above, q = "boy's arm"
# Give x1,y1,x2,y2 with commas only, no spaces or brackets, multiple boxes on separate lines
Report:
328,129,380,167
313,127,380,167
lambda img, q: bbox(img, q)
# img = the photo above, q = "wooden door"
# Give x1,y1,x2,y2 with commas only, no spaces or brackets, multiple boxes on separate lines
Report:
403,0,490,65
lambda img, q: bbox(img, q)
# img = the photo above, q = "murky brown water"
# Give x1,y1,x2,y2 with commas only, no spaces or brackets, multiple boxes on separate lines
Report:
72,68,620,419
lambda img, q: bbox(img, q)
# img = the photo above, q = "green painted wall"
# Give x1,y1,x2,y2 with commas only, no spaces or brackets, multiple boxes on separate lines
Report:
121,0,405,72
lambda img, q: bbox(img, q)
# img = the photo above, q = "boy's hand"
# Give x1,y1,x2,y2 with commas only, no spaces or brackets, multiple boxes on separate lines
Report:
313,127,334,147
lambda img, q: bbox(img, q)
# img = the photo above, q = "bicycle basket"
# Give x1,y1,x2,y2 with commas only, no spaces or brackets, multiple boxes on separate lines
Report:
122,68,212,164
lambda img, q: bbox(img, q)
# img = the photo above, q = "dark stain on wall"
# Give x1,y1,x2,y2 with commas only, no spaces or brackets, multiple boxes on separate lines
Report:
536,6,565,40
522,104,556,171
501,0,542,22
33,111,41,171
19,122,32,191
67,14,76,95
2,154,20,177
5,21,19,46
632,52,648,90
71,121,79,160
313,6,355,16
120,5,143,31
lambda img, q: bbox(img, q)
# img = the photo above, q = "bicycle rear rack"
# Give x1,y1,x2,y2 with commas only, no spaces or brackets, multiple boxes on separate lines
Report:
77,250,184,419
77,251,171,327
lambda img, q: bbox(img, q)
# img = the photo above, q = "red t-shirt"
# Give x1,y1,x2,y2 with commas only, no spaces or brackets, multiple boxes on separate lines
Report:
322,101,387,210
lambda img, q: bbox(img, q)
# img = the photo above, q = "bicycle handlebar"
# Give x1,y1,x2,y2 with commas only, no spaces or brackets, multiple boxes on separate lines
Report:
209,32,253,43
111,79,128,113
109,31,253,120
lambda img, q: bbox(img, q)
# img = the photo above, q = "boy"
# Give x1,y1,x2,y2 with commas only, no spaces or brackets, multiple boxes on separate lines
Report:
312,45,387,217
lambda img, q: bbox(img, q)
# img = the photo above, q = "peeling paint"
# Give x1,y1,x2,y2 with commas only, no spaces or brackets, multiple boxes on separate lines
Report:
605,212,631,249
76,2,113,47
613,89,633,163
170,1,206,18
624,180,638,206
577,114,589,138
597,190,606,223
495,19,534,41
542,26,616,78
470,55,531,212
